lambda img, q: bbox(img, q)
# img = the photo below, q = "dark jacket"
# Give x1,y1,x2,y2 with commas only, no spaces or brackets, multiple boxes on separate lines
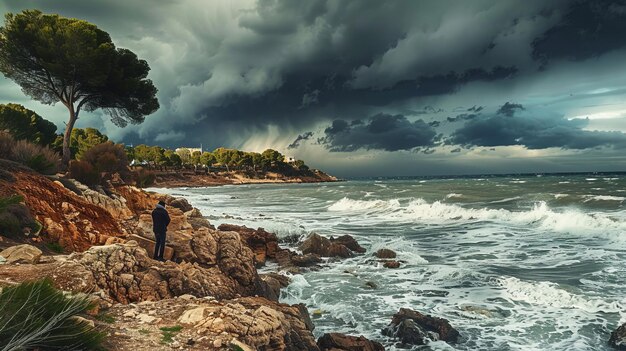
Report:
151,205,171,234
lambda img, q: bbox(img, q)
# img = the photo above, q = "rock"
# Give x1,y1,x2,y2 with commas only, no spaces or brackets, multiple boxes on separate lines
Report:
364,281,378,289
299,233,356,258
137,313,157,324
610,323,626,350
383,261,401,269
217,224,279,266
291,253,322,267
0,244,42,264
330,235,366,253
178,307,208,325
382,308,460,346
168,197,194,212
129,234,174,260
230,339,255,351
0,255,5,264
375,248,396,259
317,333,384,351
0,161,126,252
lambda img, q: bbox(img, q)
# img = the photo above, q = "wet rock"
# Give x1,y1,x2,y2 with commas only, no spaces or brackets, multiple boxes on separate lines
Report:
330,235,366,253
382,308,459,346
291,253,323,267
317,333,384,351
0,244,42,264
364,281,378,289
375,248,397,259
383,260,401,269
610,323,626,350
299,233,358,258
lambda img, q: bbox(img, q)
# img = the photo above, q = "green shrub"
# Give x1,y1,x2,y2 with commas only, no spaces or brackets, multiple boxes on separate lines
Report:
68,160,101,186
134,168,156,188
45,241,64,253
10,139,60,174
0,130,14,159
0,195,37,238
0,279,104,350
81,141,129,177
160,325,182,344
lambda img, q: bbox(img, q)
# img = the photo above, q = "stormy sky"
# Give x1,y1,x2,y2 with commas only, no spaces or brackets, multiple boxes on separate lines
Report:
2,0,626,177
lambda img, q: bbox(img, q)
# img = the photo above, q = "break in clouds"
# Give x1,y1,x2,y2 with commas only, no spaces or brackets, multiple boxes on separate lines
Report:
2,0,626,174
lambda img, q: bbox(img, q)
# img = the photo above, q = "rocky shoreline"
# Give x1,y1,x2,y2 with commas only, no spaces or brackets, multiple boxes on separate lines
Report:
1,160,624,350
151,169,340,188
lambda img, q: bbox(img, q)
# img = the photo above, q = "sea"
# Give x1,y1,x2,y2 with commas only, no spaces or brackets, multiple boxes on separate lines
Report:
152,173,626,350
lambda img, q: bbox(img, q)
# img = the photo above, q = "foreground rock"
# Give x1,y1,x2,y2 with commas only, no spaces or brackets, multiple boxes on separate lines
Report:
96,295,320,350
0,241,269,303
317,333,384,351
0,244,42,264
218,224,279,266
300,233,364,258
610,323,626,350
382,308,459,346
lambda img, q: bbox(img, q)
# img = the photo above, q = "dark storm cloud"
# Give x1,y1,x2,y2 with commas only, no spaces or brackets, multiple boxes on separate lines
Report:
3,0,626,155
497,102,525,117
450,103,626,150
532,0,626,64
447,113,479,123
287,131,313,149
319,114,438,152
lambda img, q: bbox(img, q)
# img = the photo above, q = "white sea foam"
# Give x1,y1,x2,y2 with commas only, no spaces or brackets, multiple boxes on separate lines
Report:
498,277,623,312
488,196,522,204
329,197,626,236
583,195,625,202
445,193,463,199
510,180,527,184
554,193,569,199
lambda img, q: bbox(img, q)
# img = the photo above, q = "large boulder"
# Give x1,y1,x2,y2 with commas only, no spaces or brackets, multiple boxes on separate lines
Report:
218,224,279,266
382,308,459,346
300,233,362,258
330,235,366,253
317,333,384,351
610,323,626,350
129,234,174,260
0,244,42,264
375,248,396,259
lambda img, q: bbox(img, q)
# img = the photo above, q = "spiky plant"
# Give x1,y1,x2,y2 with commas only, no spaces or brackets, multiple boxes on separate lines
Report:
0,279,104,350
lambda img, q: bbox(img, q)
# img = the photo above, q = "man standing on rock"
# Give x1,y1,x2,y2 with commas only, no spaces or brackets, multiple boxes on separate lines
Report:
151,200,170,261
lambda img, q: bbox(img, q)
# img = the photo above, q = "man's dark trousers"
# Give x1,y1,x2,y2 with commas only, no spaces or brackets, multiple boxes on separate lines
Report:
154,231,166,260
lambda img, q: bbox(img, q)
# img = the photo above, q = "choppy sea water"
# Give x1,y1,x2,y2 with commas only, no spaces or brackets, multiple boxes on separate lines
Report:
152,174,626,350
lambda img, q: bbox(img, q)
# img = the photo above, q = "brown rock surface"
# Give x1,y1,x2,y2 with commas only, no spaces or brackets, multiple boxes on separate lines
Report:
382,308,459,345
218,224,279,266
375,248,397,259
0,161,126,251
0,244,42,264
383,261,401,269
330,235,366,254
300,233,359,258
98,295,319,351
317,333,384,351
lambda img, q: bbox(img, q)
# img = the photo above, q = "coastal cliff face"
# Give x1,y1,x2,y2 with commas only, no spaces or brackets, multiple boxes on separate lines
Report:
0,160,126,251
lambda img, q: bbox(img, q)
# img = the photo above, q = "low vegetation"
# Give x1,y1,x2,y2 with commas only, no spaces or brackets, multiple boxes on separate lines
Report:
0,194,38,238
0,131,60,175
0,279,104,350
159,325,183,344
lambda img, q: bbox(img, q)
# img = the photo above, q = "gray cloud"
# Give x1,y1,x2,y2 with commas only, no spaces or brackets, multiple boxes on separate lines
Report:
287,131,313,149
320,114,438,152
532,0,626,65
450,103,626,150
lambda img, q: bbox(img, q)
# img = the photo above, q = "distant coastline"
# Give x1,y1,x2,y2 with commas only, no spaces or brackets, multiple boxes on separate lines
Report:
152,168,339,188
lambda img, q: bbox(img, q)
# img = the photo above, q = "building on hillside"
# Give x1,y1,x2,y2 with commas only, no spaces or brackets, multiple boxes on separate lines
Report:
285,156,296,163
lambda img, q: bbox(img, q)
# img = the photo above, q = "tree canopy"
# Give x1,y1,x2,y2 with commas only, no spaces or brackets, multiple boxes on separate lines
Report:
0,10,159,165
0,103,56,145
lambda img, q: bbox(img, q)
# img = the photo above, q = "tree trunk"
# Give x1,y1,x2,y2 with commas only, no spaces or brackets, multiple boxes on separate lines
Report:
62,106,78,167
